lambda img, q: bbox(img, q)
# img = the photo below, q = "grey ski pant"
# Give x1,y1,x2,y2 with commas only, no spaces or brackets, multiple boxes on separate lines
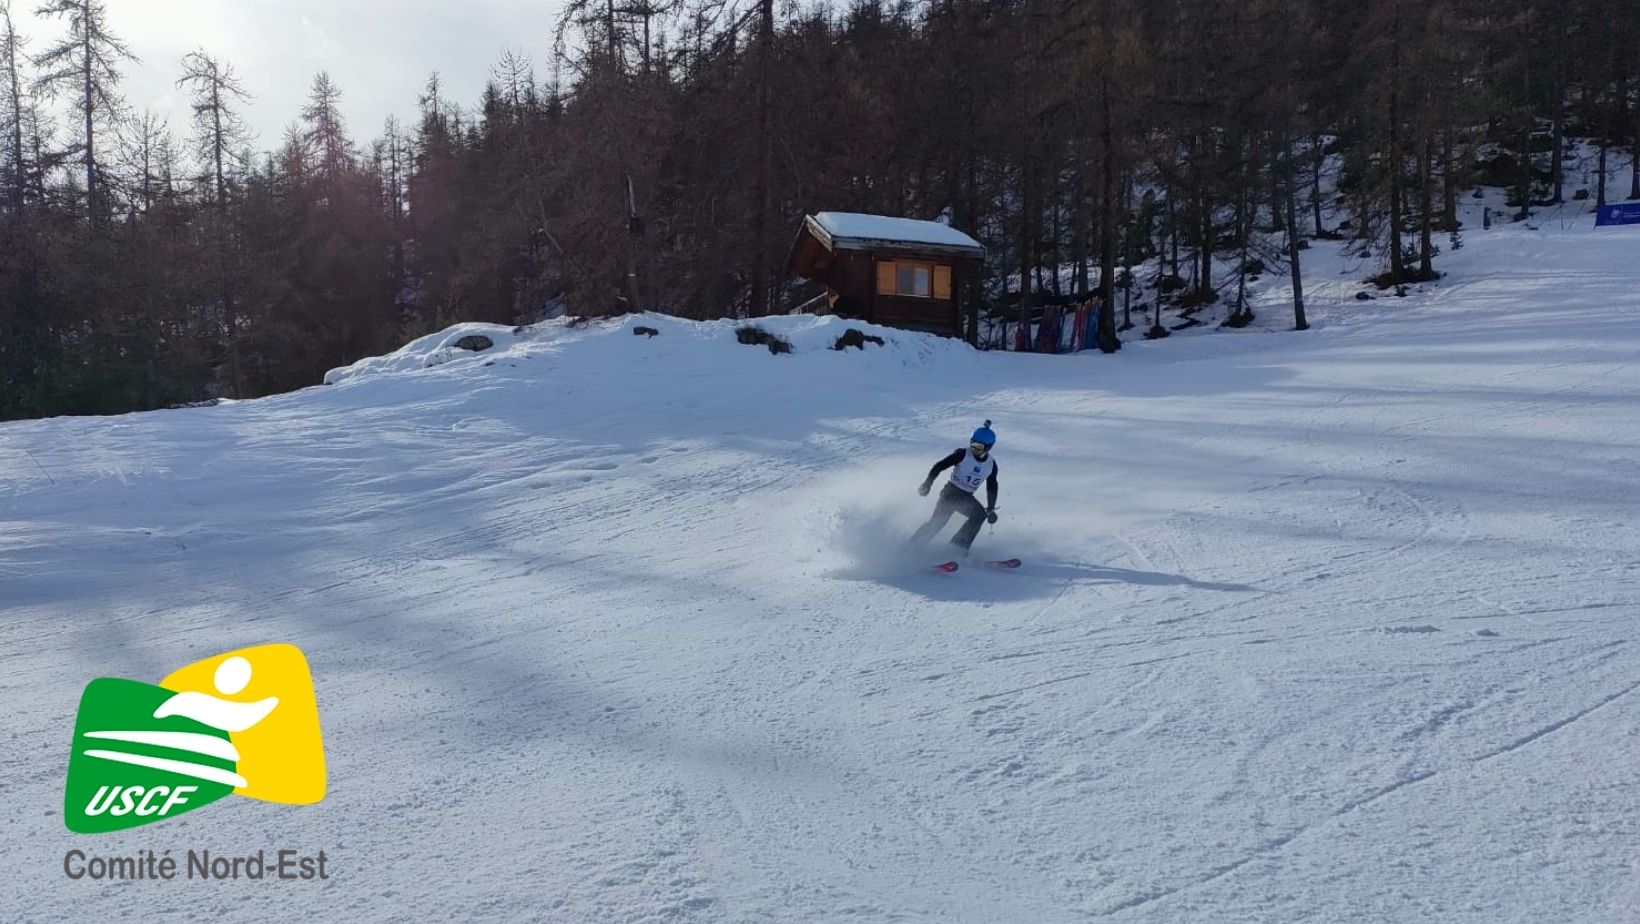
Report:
910,483,987,552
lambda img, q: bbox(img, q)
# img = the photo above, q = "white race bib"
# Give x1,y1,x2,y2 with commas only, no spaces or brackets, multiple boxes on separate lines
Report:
948,450,993,494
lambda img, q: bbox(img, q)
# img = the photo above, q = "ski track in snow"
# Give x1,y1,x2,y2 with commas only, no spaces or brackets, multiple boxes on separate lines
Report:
4,224,1640,922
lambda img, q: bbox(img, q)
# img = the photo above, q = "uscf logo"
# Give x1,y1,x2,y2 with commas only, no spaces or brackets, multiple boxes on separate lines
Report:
65,644,325,833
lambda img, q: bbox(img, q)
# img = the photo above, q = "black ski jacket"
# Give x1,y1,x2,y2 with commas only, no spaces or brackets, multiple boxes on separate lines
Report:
924,449,999,510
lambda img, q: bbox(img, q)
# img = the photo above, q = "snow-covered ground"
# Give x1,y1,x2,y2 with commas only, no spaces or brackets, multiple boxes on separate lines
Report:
4,216,1639,922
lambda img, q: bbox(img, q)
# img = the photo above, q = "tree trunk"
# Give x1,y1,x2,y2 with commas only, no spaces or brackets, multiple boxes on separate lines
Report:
223,284,244,397
1310,133,1325,236
1387,27,1407,285
1549,95,1564,204
641,5,652,72
211,81,226,207
3,10,24,212
1282,134,1308,330
1071,168,1088,297
625,177,645,312
1231,134,1252,322
1196,189,1209,293
750,0,773,316
1517,114,1532,220
1631,76,1640,199
1121,169,1134,330
1121,258,1131,329
966,151,980,346
1095,77,1119,353
1017,164,1033,351
1619,75,1634,206
1441,132,1457,229
28,113,43,201
81,22,96,224
1198,186,1213,300
1418,138,1434,279
139,123,152,213
1149,179,1170,341
1167,185,1179,281
1234,185,1248,318
1596,139,1607,208
1048,173,1062,298
389,132,404,291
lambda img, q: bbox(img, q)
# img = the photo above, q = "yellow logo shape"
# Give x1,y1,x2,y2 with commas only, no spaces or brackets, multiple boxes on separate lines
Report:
159,644,326,804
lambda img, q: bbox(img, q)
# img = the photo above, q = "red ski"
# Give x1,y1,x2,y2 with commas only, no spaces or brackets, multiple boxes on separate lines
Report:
930,561,960,573
984,558,1022,570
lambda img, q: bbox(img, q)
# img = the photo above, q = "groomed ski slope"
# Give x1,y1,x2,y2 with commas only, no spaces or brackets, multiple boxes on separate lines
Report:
4,221,1640,922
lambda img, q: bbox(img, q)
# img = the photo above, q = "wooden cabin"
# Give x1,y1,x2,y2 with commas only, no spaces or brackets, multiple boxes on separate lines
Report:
787,212,986,339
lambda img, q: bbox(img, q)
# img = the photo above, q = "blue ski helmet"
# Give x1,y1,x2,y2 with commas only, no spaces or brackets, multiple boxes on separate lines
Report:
970,420,996,449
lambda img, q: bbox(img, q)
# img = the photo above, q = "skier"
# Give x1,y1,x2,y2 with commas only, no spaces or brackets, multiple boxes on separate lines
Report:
909,420,1000,559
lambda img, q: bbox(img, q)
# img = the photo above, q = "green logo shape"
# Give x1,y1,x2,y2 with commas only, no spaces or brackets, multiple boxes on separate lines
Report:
64,678,237,833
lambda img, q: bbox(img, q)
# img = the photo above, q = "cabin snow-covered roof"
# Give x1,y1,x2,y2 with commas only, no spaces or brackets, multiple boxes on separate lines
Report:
805,212,986,259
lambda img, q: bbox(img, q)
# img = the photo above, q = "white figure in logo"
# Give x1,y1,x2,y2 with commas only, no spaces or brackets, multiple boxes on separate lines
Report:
153,655,278,732
82,656,273,789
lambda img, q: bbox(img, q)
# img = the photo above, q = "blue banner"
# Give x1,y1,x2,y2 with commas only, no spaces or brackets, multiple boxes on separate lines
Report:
1595,203,1640,226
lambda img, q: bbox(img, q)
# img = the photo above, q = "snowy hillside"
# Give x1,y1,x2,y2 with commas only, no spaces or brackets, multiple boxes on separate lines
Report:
4,217,1640,922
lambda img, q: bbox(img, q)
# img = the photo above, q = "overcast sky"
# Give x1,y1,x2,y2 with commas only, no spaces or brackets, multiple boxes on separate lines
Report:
19,0,565,153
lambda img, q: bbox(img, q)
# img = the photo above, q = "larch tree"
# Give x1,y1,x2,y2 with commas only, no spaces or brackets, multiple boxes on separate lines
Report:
176,50,251,208
33,0,135,225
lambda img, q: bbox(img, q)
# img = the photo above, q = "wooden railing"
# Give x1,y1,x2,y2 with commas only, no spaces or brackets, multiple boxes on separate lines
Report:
788,292,830,316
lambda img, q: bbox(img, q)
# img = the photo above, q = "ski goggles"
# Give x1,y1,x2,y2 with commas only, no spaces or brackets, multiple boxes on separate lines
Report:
969,441,991,454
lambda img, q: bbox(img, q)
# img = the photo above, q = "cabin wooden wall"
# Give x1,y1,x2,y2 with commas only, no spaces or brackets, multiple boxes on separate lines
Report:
871,294,960,335
800,239,973,338
824,252,874,317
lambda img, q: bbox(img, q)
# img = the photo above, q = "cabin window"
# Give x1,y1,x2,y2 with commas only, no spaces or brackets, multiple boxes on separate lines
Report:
876,260,948,299
897,264,930,297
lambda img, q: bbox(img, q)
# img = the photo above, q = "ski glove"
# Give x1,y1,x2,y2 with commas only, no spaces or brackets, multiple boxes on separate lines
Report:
986,509,999,525
918,481,932,497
